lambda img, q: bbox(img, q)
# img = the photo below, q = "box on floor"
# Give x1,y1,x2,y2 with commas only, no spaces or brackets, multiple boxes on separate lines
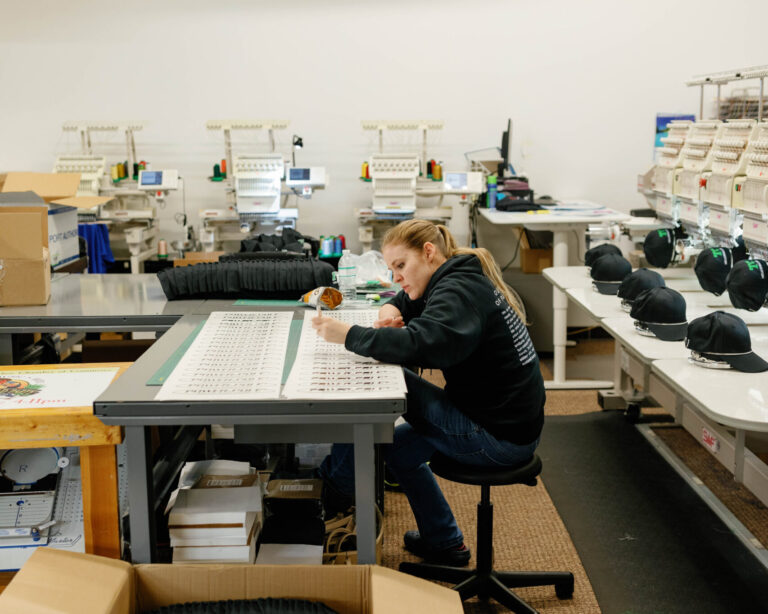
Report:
0,549,463,614
0,172,111,269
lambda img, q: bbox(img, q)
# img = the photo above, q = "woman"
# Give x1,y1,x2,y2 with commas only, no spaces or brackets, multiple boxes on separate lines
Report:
312,219,545,566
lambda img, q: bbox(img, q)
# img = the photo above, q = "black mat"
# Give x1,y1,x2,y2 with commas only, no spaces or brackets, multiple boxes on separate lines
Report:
538,412,768,614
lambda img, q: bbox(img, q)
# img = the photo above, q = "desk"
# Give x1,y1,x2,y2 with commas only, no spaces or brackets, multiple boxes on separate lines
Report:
564,279,768,507
0,274,204,364
651,331,768,507
0,363,128,560
480,205,629,389
479,203,631,390
95,313,405,564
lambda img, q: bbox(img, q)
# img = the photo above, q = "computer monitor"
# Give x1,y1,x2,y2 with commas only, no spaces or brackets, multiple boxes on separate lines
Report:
500,118,512,177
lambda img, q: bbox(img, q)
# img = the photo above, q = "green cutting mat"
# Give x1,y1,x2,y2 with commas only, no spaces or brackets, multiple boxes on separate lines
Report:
233,299,298,306
148,320,304,386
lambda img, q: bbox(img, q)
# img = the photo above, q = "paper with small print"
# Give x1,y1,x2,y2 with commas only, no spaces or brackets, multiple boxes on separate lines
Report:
283,309,406,400
156,311,292,400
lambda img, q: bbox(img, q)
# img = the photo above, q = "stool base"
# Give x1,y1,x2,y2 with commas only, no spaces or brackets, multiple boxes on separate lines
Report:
399,562,574,614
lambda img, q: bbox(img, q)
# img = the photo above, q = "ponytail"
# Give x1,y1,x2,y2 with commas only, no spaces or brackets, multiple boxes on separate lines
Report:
382,220,526,321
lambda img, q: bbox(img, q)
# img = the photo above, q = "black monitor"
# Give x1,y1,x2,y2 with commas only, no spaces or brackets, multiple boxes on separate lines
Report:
499,118,512,177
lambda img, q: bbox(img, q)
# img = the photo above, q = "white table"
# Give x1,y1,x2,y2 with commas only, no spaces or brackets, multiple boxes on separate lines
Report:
651,331,768,507
480,205,629,389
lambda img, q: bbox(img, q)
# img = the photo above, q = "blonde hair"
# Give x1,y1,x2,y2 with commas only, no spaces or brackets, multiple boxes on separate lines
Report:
381,219,526,321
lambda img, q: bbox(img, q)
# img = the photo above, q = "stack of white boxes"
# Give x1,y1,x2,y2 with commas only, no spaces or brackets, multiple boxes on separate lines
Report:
168,460,263,564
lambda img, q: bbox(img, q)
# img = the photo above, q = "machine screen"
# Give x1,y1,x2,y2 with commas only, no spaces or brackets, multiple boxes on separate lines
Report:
290,168,311,181
141,171,163,186
445,172,467,190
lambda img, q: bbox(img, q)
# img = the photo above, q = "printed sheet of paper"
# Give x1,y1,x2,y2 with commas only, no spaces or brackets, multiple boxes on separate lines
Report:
283,309,406,400
0,367,119,410
156,311,292,400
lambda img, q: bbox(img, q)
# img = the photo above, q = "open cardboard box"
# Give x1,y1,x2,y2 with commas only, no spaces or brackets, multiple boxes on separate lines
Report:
0,206,51,306
1,172,112,268
0,549,462,614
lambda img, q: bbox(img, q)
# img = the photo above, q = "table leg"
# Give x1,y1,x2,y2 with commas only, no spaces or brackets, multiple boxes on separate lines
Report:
80,445,121,559
353,423,377,564
125,426,156,563
546,228,612,390
0,334,12,365
734,429,745,483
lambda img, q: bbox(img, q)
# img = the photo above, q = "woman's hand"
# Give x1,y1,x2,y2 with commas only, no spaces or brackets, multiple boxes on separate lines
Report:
373,315,405,329
312,313,352,344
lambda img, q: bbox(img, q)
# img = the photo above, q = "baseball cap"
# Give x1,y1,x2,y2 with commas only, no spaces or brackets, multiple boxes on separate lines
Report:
629,286,687,341
643,228,676,268
694,247,733,296
726,259,768,311
617,268,666,311
590,254,632,295
685,311,768,373
585,243,622,268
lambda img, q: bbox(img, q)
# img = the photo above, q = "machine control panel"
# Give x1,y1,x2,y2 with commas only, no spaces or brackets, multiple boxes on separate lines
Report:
138,169,179,191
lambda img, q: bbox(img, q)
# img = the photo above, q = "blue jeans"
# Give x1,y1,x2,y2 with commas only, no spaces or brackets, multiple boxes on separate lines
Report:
319,369,540,550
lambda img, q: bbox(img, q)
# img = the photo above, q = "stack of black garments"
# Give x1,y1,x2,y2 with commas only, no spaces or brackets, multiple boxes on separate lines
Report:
157,258,334,300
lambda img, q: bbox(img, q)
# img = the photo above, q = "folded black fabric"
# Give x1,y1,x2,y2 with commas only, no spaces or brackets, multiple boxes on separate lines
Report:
144,598,339,614
157,260,334,300
260,515,326,546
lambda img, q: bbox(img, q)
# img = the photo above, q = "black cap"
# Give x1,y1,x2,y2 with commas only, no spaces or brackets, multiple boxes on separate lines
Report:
629,287,687,341
643,228,676,268
726,259,768,311
590,254,632,295
617,268,666,310
585,243,622,268
694,247,733,296
685,311,768,373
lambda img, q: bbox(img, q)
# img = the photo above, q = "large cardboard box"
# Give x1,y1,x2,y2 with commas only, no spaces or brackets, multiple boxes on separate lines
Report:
0,549,463,614
0,207,51,306
1,173,111,269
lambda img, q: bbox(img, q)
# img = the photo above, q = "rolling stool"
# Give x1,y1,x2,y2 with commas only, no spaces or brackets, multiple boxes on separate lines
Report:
399,453,574,613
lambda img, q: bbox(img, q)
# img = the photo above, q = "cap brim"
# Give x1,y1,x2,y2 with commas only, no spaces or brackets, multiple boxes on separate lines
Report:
702,351,768,373
592,280,622,295
646,321,688,341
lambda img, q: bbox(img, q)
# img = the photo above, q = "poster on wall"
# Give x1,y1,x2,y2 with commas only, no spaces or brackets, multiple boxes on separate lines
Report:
654,113,696,161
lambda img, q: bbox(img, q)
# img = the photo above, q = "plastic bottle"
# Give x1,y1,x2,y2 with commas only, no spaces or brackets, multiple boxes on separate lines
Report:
337,249,357,302
487,174,497,209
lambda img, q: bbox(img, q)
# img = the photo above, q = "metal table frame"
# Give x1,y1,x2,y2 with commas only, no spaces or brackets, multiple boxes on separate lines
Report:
95,314,405,564
0,274,203,363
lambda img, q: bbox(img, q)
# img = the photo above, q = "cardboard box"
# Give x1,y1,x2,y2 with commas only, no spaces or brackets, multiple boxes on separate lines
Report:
1,173,112,269
0,549,463,614
0,208,51,306
519,229,553,274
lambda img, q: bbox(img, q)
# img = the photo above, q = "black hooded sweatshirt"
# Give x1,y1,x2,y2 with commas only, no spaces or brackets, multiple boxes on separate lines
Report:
344,254,544,445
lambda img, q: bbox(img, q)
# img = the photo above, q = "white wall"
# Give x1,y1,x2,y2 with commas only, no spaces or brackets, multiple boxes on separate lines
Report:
1,0,766,251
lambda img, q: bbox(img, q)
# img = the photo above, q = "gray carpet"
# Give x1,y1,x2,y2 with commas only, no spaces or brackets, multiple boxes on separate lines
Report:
538,411,768,614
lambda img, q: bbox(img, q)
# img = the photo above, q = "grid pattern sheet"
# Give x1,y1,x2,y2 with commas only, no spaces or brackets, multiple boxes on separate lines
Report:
283,309,406,400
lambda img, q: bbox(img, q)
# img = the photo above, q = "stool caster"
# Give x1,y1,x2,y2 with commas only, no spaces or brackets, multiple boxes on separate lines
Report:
555,574,575,599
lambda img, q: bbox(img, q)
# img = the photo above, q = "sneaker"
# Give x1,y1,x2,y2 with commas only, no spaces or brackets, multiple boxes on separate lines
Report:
403,530,471,566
